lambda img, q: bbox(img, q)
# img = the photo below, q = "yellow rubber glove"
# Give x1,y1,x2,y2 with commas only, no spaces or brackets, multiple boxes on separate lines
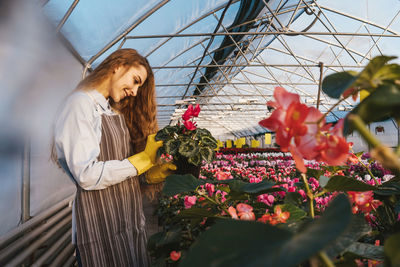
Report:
128,134,163,175
145,163,177,184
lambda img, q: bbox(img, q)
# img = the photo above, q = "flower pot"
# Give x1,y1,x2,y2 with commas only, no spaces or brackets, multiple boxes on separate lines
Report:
175,158,201,178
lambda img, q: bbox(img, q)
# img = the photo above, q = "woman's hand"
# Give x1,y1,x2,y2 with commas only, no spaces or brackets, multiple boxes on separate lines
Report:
145,162,177,184
144,134,163,164
128,134,163,175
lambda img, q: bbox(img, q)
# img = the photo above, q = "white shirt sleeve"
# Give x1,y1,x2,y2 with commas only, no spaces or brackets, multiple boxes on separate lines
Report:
54,92,138,190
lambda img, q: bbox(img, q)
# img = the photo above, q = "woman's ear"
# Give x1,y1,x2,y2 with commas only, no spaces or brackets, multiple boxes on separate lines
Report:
113,66,121,74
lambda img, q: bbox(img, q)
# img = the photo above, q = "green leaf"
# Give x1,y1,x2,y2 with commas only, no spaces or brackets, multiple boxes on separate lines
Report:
346,242,384,260
345,84,400,134
176,207,216,220
319,175,330,188
306,168,324,179
179,194,352,267
325,214,371,258
324,175,376,192
374,182,400,196
178,140,199,158
280,204,307,223
372,64,400,87
384,232,400,266
155,125,179,141
230,180,277,194
201,136,218,149
162,174,204,196
199,147,215,163
188,153,201,166
195,128,212,137
147,227,181,255
164,139,180,155
356,55,397,89
322,71,359,99
284,192,304,206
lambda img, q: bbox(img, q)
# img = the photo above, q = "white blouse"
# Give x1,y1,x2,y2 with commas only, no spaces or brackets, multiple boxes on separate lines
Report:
54,89,138,191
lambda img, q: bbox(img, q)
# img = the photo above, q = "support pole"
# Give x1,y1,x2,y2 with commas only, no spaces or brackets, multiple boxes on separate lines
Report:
317,62,324,110
21,138,31,223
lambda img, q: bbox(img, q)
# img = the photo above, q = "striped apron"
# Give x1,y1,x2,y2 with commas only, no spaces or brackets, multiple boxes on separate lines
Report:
75,114,149,267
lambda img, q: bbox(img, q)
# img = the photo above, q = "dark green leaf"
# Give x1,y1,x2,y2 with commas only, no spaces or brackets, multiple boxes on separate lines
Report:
284,192,304,206
345,84,400,134
230,180,277,194
199,147,215,163
147,227,181,254
180,194,352,267
280,204,307,223
162,174,204,196
374,181,400,196
384,232,400,266
200,136,218,149
195,128,212,137
324,175,376,192
176,207,216,220
346,242,384,260
306,168,324,179
325,214,371,258
188,154,201,166
155,125,179,141
322,71,359,99
179,140,199,157
165,139,180,155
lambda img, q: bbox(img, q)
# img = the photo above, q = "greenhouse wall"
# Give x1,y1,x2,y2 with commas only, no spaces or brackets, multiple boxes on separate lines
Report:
0,1,82,234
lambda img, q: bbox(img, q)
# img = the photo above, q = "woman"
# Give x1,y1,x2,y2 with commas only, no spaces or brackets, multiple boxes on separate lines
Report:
53,49,175,266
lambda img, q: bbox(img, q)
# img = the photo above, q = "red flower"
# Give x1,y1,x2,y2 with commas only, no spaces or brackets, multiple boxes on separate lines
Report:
193,104,200,117
348,191,382,214
259,87,350,173
170,251,181,261
183,120,196,131
182,104,200,121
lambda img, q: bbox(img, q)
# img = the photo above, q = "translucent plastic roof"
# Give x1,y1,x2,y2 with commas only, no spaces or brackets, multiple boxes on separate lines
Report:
42,0,400,139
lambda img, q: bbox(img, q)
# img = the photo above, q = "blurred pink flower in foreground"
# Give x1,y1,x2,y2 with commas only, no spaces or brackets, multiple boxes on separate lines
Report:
259,87,350,173
184,195,197,209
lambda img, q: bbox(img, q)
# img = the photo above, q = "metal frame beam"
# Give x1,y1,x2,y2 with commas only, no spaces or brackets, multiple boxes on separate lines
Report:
124,31,400,39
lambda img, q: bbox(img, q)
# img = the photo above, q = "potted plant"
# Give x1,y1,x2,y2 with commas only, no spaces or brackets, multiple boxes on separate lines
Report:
155,104,218,177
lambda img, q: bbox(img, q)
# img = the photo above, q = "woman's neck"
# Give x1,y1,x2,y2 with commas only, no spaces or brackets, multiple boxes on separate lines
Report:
94,78,111,99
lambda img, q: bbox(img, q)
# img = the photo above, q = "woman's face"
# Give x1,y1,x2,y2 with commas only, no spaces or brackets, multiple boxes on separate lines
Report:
109,64,147,102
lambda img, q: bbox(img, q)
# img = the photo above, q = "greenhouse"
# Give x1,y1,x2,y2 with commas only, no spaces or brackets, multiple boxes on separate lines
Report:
0,0,399,266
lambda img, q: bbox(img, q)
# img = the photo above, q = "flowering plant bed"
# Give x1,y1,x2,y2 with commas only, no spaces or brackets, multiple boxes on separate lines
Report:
217,147,281,154
149,56,400,266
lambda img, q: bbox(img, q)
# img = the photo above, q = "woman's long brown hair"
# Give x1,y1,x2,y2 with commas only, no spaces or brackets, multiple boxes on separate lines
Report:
53,48,161,199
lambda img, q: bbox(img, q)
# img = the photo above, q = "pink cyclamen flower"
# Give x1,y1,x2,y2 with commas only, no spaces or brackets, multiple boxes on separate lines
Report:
193,104,201,117
183,120,197,131
184,195,197,209
182,104,201,121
